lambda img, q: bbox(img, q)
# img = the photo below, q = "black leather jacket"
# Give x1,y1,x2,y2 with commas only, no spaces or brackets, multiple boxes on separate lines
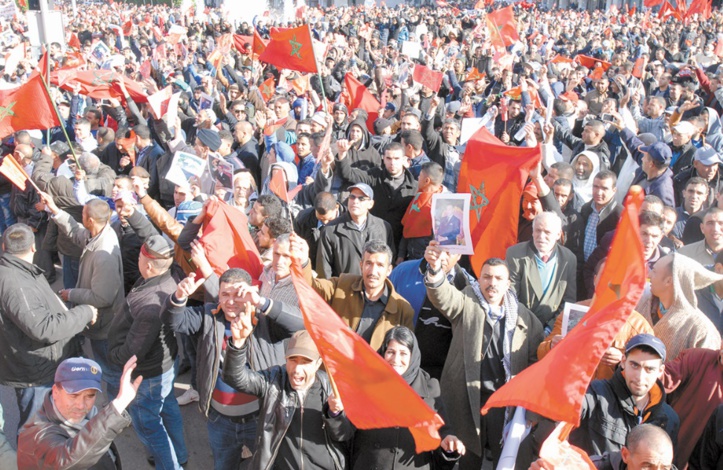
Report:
223,340,354,470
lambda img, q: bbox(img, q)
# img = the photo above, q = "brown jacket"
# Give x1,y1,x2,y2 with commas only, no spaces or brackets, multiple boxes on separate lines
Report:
537,300,653,380
304,264,414,351
140,194,195,276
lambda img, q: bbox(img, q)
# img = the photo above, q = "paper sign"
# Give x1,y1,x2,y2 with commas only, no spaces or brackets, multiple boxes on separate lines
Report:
166,151,206,189
401,41,422,59
560,302,590,337
460,118,487,144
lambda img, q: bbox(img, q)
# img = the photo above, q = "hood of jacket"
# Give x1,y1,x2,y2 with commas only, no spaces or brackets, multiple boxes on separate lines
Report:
346,117,371,151
670,252,723,312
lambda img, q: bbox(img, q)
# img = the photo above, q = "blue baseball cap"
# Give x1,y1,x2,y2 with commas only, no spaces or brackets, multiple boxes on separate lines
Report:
349,183,374,199
175,200,203,224
55,358,103,393
625,334,666,361
639,142,672,166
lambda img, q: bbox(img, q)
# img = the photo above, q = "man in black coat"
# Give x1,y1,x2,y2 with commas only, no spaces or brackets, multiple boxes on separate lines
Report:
293,192,342,272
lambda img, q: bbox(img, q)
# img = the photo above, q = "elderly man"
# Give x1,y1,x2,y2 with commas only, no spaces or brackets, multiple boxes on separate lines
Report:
40,192,125,380
424,245,544,467
639,253,722,361
506,212,577,332
76,152,117,197
18,356,141,469
0,223,98,429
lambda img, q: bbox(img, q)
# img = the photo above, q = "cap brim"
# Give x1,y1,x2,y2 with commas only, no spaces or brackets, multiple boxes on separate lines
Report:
286,348,320,361
61,381,103,394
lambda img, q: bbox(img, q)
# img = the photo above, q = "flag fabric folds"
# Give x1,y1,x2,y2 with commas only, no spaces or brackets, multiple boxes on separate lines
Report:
412,64,444,92
0,154,30,190
402,191,440,239
486,6,520,48
289,262,444,452
481,188,646,425
50,70,149,103
344,72,381,133
686,0,711,19
147,85,173,120
0,72,60,140
457,127,540,276
258,25,318,74
199,199,263,280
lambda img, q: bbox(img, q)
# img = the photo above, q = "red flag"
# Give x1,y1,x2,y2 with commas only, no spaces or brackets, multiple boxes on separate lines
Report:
199,199,263,280
539,423,596,469
481,188,646,424
139,59,152,79
0,72,60,140
258,25,318,74
36,51,49,81
629,5,636,15
290,263,444,452
60,51,86,70
147,85,173,120
402,191,441,238
551,54,574,64
575,55,612,71
686,0,711,19
631,57,646,79
644,0,663,7
486,6,520,48
259,77,275,102
253,30,268,58
269,166,290,202
465,67,486,82
50,70,149,103
234,34,252,54
457,127,540,276
504,86,543,109
344,73,381,133
122,20,133,37
0,154,30,190
412,64,444,92
68,32,81,50
658,1,684,20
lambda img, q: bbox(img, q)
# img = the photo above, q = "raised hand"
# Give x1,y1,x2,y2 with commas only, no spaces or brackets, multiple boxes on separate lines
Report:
175,272,205,301
229,302,255,348
112,355,143,413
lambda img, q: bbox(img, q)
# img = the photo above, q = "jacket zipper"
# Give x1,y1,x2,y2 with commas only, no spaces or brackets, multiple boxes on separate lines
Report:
205,319,220,416
266,392,297,470
300,397,304,470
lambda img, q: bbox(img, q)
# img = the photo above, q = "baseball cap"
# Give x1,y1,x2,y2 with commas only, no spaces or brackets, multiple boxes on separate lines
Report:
373,118,393,135
50,141,71,158
285,330,320,361
673,121,697,135
559,91,579,104
636,133,658,147
446,101,462,115
55,357,103,393
625,334,666,361
639,141,672,166
175,200,203,224
349,182,374,199
141,234,174,260
385,102,397,112
694,145,720,166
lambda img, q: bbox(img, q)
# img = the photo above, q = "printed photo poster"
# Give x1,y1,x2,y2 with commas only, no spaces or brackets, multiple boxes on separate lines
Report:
199,92,214,110
166,151,206,189
431,193,473,255
90,41,111,65
560,302,591,337
208,153,233,193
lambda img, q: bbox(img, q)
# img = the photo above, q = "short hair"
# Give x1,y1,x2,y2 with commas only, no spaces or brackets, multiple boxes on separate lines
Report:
644,194,663,207
296,132,311,143
420,162,444,185
85,107,102,122
442,118,460,130
384,142,405,156
625,423,673,455
275,232,291,246
133,124,151,140
85,199,111,225
97,127,115,144
686,176,709,191
532,211,562,231
147,256,174,272
649,96,666,108
263,216,292,239
74,118,91,130
550,161,574,180
553,178,573,191
362,239,393,265
482,257,509,272
78,152,100,173
704,206,723,221
314,192,338,214
309,132,326,147
114,175,133,190
595,170,617,187
219,267,252,285
400,130,424,151
585,120,605,134
639,211,665,231
2,223,34,254
255,194,283,219
218,129,234,144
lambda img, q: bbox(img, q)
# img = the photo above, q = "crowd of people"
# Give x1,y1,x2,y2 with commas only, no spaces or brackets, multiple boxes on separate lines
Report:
2,0,723,468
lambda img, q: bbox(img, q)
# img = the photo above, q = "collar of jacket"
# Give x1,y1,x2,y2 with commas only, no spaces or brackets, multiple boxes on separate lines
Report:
350,276,400,316
611,368,666,418
86,222,114,250
0,252,44,276
132,269,173,292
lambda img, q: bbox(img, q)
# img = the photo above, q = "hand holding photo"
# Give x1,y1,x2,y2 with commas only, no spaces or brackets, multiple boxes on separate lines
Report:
431,193,473,255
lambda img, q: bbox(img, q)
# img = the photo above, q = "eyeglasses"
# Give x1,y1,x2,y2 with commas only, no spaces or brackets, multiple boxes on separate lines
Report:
348,194,370,201
232,109,245,114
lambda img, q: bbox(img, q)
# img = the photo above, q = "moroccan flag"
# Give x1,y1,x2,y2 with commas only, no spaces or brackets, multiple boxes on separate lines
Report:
686,0,711,19
644,0,663,6
344,72,381,133
234,34,251,53
269,166,290,202
481,188,646,425
61,51,86,70
551,55,574,64
68,32,81,50
199,198,263,280
258,25,318,74
575,55,612,71
259,76,275,102
0,72,60,140
631,57,646,79
486,6,520,48
402,191,440,238
253,30,268,58
122,20,133,36
457,127,540,276
504,86,543,109
412,64,444,92
629,5,636,15
50,70,149,103
147,85,173,120
465,67,486,82
0,154,30,190
290,262,444,452
658,1,684,20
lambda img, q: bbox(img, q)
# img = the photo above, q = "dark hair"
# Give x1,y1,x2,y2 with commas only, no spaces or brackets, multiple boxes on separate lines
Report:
400,129,424,151
133,124,151,140
85,199,111,224
382,326,415,353
686,176,709,191
420,162,444,185
553,178,573,190
362,239,393,265
85,107,102,122
218,129,234,144
314,192,338,214
2,223,34,254
643,194,663,207
97,127,115,144
550,161,574,180
595,170,617,186
639,211,665,231
219,267,252,285
264,216,292,239
309,132,326,147
384,142,405,156
482,257,509,271
255,194,283,219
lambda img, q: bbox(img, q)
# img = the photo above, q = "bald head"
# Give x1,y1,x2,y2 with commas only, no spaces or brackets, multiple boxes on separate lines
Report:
622,424,673,470
14,144,33,164
234,120,254,145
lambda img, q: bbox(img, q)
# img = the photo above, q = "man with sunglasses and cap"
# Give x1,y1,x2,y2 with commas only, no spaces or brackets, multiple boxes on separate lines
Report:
17,355,142,469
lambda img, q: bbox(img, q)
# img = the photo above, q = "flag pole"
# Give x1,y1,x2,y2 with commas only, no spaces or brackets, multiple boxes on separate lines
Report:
37,69,80,167
308,23,327,113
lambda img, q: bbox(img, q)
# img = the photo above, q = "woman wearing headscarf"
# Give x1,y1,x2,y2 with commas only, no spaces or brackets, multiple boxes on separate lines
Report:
41,176,84,289
350,326,465,470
